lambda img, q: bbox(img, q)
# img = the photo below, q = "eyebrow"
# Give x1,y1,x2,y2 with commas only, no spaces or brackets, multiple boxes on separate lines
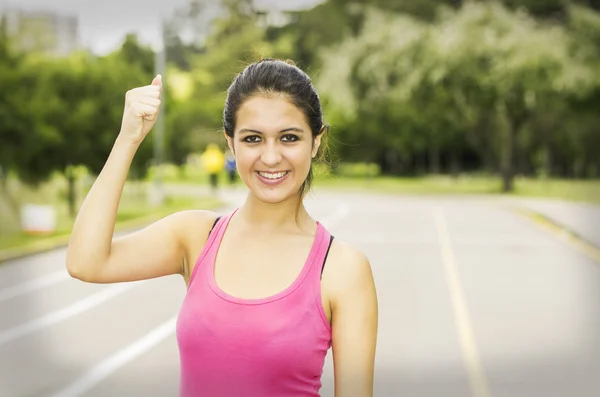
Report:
238,127,305,134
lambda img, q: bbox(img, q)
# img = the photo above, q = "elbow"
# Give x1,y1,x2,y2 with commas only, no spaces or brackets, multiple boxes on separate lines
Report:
66,264,98,283
66,260,86,281
66,240,96,282
65,253,97,283
66,248,82,280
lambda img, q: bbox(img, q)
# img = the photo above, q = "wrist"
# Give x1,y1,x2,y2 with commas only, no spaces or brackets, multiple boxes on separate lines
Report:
111,135,141,162
114,133,142,150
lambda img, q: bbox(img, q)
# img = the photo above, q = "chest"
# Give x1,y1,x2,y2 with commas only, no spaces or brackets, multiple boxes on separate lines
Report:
214,233,315,300
177,286,332,384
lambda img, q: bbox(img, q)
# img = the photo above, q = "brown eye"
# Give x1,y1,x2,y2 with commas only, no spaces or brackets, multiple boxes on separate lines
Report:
281,134,299,142
243,135,261,143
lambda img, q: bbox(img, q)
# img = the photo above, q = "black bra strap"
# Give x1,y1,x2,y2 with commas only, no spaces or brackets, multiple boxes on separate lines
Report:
208,216,222,237
320,235,334,279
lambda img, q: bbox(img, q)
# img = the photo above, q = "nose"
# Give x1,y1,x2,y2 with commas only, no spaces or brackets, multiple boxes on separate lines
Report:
260,140,282,167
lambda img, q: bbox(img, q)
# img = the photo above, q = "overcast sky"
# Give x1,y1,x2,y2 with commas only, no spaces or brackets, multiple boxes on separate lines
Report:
2,0,322,54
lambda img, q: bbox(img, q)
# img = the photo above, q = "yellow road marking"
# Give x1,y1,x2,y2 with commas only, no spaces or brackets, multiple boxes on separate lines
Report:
434,206,492,397
512,205,600,265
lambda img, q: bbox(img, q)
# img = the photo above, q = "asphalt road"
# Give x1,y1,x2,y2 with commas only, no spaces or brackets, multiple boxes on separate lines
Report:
0,189,598,397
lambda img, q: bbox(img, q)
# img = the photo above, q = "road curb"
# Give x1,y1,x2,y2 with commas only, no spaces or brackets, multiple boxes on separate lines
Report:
512,204,600,264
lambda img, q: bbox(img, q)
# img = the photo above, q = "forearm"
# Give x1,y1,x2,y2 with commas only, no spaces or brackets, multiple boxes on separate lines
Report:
66,136,139,277
334,367,374,397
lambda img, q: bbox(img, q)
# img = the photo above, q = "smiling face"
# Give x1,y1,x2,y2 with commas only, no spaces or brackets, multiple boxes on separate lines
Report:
225,95,321,204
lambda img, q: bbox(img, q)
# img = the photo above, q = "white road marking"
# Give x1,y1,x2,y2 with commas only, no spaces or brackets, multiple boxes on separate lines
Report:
49,316,177,397
433,206,492,397
0,283,137,346
0,271,70,303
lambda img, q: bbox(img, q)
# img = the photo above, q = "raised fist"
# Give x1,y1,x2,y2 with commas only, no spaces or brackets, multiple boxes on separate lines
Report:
118,75,162,145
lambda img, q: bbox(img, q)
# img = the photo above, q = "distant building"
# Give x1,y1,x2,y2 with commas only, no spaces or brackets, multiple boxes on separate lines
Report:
1,7,80,56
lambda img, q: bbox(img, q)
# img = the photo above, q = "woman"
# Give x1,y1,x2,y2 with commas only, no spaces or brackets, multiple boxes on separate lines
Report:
66,59,378,396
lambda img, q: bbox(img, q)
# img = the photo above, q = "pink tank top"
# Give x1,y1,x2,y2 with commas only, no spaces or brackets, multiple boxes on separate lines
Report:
176,210,333,397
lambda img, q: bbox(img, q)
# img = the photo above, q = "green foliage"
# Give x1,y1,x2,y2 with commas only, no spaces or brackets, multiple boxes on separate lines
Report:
1,0,599,205
316,1,600,187
334,163,381,178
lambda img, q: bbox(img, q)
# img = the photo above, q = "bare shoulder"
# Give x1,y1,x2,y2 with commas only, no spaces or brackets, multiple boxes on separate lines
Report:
167,209,220,277
166,209,219,233
321,240,378,395
321,238,376,305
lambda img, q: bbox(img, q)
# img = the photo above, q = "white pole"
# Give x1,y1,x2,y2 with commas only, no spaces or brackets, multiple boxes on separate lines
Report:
152,19,166,206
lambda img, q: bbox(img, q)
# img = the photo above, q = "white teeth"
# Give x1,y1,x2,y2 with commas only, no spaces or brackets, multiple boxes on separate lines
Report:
259,171,287,179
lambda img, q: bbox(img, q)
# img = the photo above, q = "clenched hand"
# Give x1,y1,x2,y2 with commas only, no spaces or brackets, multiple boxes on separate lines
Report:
118,74,163,145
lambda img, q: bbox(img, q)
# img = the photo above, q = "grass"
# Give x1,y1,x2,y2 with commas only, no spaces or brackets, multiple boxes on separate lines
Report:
313,174,600,204
316,174,500,194
144,160,599,203
148,163,600,204
511,178,600,203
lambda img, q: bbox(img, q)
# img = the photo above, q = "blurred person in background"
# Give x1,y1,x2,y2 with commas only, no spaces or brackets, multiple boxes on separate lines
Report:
201,143,225,192
66,59,378,397
225,149,237,184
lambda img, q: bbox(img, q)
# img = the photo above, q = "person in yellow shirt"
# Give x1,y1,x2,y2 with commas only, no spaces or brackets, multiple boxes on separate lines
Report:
201,143,225,192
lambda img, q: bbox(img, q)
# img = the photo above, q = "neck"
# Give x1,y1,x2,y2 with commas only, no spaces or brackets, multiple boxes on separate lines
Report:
237,191,314,234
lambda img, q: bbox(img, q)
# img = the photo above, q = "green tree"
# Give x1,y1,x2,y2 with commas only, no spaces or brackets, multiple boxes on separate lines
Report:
317,1,598,189
117,33,155,75
0,20,46,213
7,47,154,216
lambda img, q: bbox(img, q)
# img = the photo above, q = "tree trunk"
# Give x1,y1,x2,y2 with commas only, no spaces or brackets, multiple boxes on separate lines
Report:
573,158,584,179
386,149,399,174
377,156,388,175
402,153,413,175
501,120,516,192
0,165,19,213
429,145,440,174
484,149,496,174
415,154,426,176
450,150,461,178
544,143,553,178
588,163,598,179
66,167,77,218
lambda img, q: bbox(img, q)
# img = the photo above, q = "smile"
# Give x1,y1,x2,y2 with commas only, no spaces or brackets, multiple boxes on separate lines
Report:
257,171,289,179
255,171,291,185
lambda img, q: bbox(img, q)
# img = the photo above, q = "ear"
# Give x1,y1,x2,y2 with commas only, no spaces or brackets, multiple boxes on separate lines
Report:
311,125,325,158
224,130,235,155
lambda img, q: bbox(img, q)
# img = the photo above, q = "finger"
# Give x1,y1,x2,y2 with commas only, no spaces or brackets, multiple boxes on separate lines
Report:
129,86,161,100
136,97,161,107
132,103,159,119
151,74,162,87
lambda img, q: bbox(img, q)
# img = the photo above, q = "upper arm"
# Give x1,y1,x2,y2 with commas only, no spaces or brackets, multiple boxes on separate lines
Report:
82,210,216,284
328,241,379,397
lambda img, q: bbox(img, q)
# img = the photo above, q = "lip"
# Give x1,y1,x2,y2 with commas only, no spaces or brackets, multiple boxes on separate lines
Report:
255,171,290,186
